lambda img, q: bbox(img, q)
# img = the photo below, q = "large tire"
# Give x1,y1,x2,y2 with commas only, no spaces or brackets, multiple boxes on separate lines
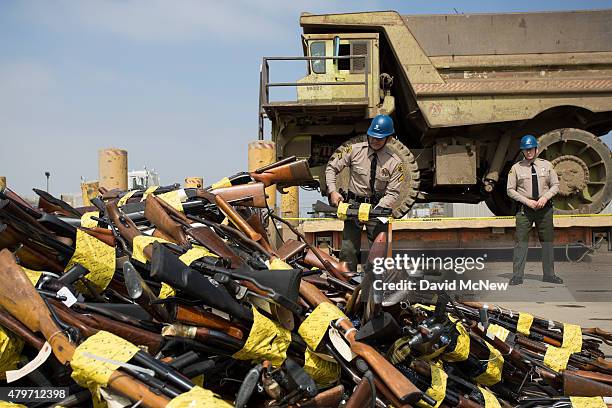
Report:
324,136,420,218
538,128,612,214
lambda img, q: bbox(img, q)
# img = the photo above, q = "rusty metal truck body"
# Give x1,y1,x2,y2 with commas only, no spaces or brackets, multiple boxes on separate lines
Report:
259,10,612,216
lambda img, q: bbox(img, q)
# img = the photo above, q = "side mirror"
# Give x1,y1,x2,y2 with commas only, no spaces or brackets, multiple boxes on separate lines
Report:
333,36,340,63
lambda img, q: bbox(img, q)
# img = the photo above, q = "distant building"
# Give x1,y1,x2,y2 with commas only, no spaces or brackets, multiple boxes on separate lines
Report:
128,167,160,190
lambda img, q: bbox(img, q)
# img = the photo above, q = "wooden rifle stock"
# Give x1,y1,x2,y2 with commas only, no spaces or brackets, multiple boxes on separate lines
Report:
572,370,612,385
0,249,170,408
186,226,243,267
174,305,244,340
293,384,345,408
470,323,531,373
299,280,423,404
345,377,373,408
211,183,268,208
0,306,45,349
250,159,314,187
304,248,350,282
277,239,307,262
81,227,116,247
245,211,272,251
144,195,189,246
563,370,612,397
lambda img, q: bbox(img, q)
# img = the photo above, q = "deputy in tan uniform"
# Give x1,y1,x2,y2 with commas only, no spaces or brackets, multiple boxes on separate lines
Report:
507,134,562,285
326,114,403,270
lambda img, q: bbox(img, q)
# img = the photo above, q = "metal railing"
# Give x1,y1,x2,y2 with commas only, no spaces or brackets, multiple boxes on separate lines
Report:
258,54,370,139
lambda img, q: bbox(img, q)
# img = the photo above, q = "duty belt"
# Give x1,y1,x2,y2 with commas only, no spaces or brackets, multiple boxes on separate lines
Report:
346,191,381,205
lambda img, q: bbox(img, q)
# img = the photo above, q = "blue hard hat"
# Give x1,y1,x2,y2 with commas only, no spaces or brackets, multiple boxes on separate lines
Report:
520,135,538,150
367,114,395,139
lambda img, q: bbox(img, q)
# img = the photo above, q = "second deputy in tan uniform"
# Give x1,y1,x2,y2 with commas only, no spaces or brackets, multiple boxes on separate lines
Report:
325,114,403,271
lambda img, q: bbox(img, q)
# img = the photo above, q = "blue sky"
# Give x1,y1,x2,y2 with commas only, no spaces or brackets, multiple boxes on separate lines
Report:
1,0,611,212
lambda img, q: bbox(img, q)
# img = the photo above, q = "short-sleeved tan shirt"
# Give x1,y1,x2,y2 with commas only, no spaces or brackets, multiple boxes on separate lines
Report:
325,140,403,209
506,157,559,206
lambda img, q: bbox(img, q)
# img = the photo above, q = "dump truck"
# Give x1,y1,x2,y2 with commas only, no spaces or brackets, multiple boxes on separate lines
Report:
259,10,612,217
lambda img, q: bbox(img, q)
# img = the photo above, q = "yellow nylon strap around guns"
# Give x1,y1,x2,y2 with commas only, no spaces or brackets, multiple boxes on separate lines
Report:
478,386,502,408
117,190,137,207
562,323,583,353
569,396,607,408
0,402,27,407
474,341,504,386
517,312,534,336
358,203,371,223
487,324,510,342
131,236,170,264
159,245,218,300
442,320,470,362
21,266,42,286
211,177,232,190
167,386,233,408
140,185,159,201
416,363,447,408
337,202,349,221
233,307,291,367
157,190,184,212
65,229,116,292
81,211,99,228
0,326,24,380
543,345,573,372
303,349,340,387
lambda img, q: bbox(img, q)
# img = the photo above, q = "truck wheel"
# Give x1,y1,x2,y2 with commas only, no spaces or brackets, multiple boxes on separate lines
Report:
538,128,612,214
485,162,515,216
326,135,420,218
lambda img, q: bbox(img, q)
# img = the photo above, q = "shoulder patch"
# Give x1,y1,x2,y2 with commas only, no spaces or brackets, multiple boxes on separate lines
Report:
397,162,405,182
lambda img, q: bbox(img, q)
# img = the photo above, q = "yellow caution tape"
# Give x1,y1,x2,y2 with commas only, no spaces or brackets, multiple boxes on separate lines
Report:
159,283,176,299
65,229,116,292
487,324,510,342
211,177,232,190
474,341,503,386
233,307,291,366
517,313,534,336
0,402,27,407
478,386,502,408
81,211,99,228
569,396,606,408
443,320,470,362
269,257,293,270
192,374,204,387
298,303,347,350
131,235,170,264
117,190,137,207
179,245,217,266
303,349,340,387
167,386,233,408
543,345,572,372
562,323,583,353
71,331,139,389
414,303,436,311
0,326,24,380
336,202,349,221
140,185,159,201
422,344,448,362
358,203,371,223
157,190,184,212
417,362,447,408
21,266,42,286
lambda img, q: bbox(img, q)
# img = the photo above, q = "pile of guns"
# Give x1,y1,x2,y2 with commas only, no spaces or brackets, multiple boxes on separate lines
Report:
0,156,610,407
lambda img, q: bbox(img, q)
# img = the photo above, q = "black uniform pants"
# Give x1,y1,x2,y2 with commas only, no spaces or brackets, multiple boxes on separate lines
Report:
512,204,555,279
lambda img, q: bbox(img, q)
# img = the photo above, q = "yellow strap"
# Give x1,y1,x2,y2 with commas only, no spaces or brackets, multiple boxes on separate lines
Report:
81,211,99,228
487,324,510,342
269,258,293,270
414,303,436,311
562,323,583,353
157,190,184,212
192,374,204,387
303,349,340,387
167,386,233,408
416,363,447,408
140,185,159,201
569,396,606,408
211,177,232,190
158,283,176,299
543,345,572,372
0,402,27,407
131,235,170,264
474,341,503,386
0,326,25,380
443,320,470,362
71,331,139,389
233,306,291,366
65,229,116,292
517,313,534,336
358,203,371,223
179,245,217,266
336,202,349,221
298,303,347,350
21,266,42,286
117,190,137,206
478,386,502,408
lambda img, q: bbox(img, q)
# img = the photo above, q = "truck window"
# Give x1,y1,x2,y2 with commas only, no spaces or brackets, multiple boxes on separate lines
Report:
337,44,351,70
310,41,326,74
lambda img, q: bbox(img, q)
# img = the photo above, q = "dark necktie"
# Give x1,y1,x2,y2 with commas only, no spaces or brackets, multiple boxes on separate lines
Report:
531,163,539,199
369,153,378,196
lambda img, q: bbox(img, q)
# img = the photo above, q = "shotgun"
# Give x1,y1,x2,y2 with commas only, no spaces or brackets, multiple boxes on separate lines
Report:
312,200,392,219
0,249,170,408
173,305,244,340
144,195,189,246
33,188,82,217
185,225,243,267
203,182,268,208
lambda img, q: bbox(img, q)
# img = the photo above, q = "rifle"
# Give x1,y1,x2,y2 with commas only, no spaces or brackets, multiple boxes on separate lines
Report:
144,195,189,246
0,306,45,349
173,305,244,340
101,183,182,201
299,279,424,404
312,200,392,219
0,249,170,407
198,182,268,208
292,384,345,408
185,225,243,267
33,188,82,217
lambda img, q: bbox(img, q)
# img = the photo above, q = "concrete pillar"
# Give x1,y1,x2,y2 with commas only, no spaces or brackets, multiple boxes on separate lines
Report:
98,148,128,191
0,177,6,190
81,181,99,206
184,177,204,189
281,186,300,240
248,141,276,209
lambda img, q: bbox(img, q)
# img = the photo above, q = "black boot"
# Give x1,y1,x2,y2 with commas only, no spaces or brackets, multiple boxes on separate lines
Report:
543,275,563,284
509,277,523,286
